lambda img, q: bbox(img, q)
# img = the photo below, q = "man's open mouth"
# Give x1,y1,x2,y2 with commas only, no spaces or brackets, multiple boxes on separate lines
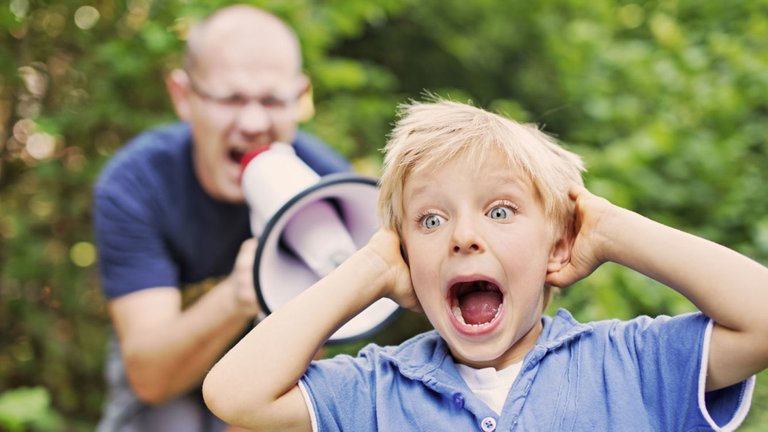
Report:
450,280,504,327
229,148,246,164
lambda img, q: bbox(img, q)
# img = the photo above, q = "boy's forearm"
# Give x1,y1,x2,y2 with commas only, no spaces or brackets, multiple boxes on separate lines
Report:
603,206,768,384
203,248,388,426
605,207,768,327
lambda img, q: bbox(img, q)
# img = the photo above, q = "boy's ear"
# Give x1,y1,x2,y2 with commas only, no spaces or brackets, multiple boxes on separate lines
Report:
400,242,410,267
165,69,192,121
547,233,572,273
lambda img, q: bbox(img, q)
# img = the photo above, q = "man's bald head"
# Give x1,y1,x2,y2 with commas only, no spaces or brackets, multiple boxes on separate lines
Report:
168,5,311,203
184,5,303,78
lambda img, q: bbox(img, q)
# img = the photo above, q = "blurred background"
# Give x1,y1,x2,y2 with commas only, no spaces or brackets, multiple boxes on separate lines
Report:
1,0,767,429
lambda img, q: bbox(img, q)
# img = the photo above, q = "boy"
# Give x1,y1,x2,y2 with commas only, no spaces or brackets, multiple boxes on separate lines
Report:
203,99,768,431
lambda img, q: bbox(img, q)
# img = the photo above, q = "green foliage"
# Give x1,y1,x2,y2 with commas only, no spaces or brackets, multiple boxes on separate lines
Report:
0,387,63,431
2,0,767,428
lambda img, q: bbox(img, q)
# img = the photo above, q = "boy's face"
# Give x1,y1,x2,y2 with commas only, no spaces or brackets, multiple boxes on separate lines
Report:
401,151,566,369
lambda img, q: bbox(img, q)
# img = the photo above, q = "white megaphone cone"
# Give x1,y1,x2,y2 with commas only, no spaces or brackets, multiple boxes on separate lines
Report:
240,143,399,343
242,143,358,278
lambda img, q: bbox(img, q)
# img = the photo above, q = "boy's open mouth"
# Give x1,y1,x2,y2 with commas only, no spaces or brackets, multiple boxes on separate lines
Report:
450,280,504,327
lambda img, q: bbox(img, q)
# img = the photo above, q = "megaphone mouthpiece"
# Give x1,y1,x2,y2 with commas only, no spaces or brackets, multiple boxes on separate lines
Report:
239,145,272,177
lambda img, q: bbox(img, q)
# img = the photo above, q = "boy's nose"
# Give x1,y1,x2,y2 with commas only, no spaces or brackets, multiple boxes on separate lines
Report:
451,218,484,254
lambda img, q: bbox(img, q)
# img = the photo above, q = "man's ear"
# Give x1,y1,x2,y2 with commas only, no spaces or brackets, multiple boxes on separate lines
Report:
295,74,314,122
547,233,572,274
166,69,192,121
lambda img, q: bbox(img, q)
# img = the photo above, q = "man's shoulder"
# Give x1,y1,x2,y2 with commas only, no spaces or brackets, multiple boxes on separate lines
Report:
110,122,191,166
95,122,192,190
292,130,350,175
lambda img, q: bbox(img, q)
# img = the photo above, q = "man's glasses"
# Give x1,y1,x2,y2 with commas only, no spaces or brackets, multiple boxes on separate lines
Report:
185,71,300,113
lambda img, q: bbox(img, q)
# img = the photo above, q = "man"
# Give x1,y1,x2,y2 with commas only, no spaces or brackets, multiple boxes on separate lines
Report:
93,5,349,431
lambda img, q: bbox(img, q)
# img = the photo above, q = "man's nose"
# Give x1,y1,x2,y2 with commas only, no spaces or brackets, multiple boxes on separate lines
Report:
451,216,484,254
235,102,270,136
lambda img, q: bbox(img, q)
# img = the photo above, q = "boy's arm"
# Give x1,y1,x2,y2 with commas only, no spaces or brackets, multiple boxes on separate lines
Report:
547,186,768,392
202,229,415,431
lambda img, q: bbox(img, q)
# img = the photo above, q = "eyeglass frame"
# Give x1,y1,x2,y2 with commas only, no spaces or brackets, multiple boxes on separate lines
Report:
184,70,304,113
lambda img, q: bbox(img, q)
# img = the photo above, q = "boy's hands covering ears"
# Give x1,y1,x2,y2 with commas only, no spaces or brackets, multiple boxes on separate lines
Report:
546,186,617,288
363,228,421,312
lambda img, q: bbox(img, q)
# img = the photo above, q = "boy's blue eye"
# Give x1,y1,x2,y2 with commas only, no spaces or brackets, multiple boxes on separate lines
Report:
422,214,444,229
487,206,511,220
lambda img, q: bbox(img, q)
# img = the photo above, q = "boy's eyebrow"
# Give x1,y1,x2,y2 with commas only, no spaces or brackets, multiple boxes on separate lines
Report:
406,183,431,200
403,184,429,201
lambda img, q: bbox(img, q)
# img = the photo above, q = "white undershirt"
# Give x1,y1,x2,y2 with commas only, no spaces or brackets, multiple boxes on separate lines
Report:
455,361,522,415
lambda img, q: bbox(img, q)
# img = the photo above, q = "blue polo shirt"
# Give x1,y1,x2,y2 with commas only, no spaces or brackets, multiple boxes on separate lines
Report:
300,309,754,431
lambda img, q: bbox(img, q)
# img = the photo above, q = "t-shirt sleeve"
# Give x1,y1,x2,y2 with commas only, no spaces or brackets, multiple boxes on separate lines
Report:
697,320,755,430
299,347,379,431
93,177,178,298
293,131,351,176
619,313,755,431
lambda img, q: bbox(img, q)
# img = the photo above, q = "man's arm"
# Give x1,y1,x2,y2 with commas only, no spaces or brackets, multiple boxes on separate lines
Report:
547,187,768,391
203,229,416,431
110,239,260,404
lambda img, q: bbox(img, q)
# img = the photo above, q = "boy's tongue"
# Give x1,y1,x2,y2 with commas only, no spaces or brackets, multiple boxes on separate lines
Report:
459,290,502,325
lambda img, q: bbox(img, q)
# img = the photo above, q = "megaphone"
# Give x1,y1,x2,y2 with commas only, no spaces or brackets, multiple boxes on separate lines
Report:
241,143,400,344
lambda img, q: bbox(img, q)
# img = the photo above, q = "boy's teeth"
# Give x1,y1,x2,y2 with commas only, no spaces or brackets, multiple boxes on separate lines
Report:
453,306,465,324
453,303,503,327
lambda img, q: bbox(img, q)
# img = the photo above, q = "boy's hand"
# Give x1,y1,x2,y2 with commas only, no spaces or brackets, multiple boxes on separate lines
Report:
546,186,617,288
364,228,421,312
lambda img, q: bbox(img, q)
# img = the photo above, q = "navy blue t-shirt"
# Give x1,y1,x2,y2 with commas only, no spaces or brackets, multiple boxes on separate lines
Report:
93,122,350,299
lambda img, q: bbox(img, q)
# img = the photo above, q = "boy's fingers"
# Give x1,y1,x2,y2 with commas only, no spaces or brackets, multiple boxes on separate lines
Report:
568,184,591,203
546,262,584,288
545,265,565,287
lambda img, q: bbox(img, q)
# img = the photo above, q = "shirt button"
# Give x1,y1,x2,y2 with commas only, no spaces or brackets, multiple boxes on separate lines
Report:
480,416,497,431
452,392,465,409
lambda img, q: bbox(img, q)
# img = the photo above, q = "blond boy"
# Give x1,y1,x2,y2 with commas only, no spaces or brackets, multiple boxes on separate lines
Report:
203,99,768,431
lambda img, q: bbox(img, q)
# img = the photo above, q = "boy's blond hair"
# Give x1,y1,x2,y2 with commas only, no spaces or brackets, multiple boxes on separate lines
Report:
378,99,586,308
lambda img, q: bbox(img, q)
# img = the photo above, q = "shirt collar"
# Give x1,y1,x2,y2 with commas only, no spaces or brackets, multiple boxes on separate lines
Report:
524,308,594,366
383,308,593,383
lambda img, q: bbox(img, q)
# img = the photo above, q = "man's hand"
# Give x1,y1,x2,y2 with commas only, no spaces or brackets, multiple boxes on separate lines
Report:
227,238,261,319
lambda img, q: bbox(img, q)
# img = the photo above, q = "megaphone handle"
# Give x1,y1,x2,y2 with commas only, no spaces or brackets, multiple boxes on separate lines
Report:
254,310,268,326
